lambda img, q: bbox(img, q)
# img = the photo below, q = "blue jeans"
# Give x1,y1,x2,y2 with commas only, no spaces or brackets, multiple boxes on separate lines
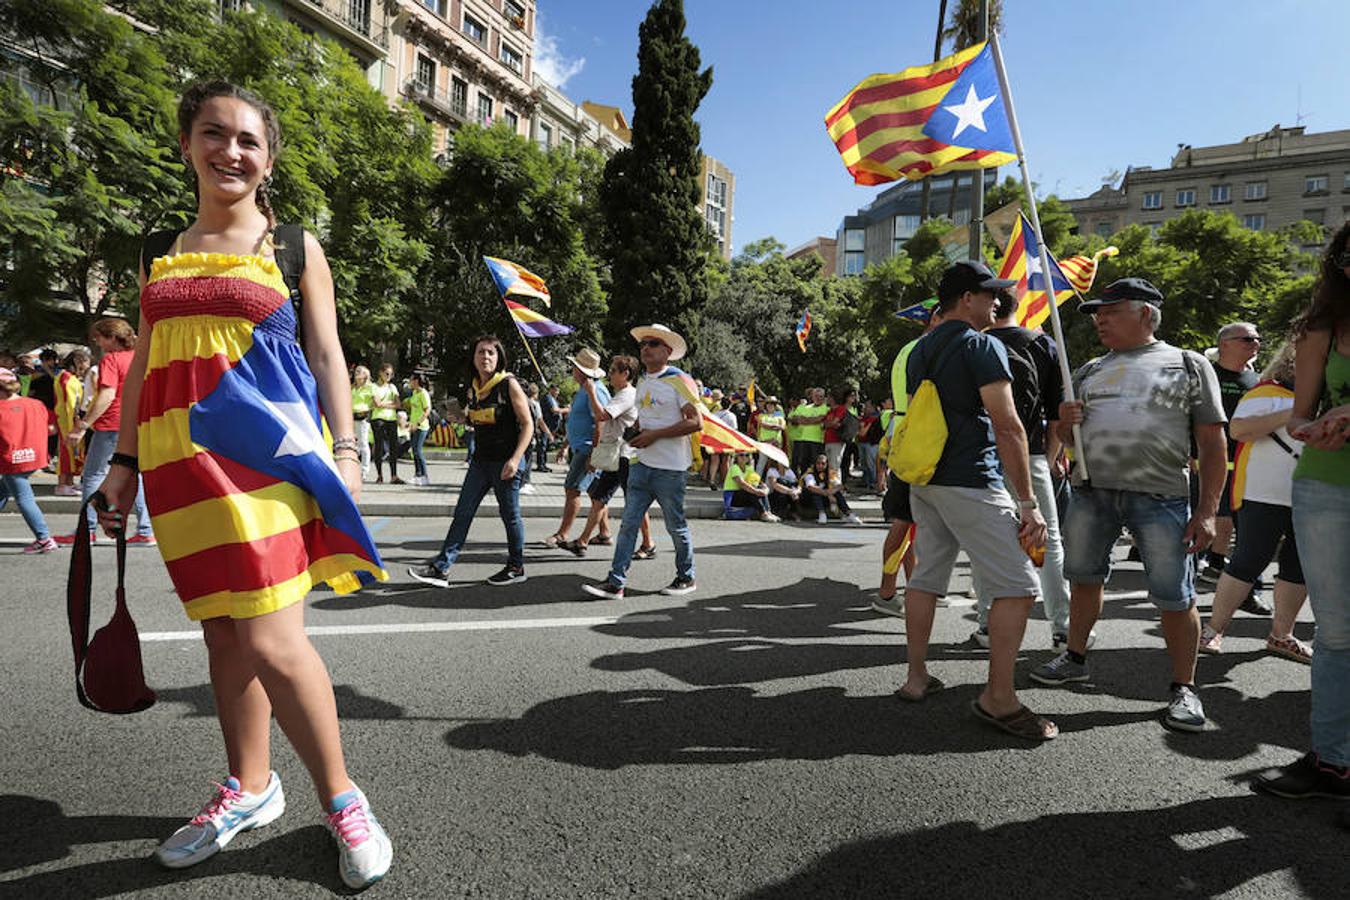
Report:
1062,485,1193,611
534,433,549,470
82,430,151,536
431,456,524,572
410,428,428,478
607,463,694,588
0,472,50,540
1292,478,1350,767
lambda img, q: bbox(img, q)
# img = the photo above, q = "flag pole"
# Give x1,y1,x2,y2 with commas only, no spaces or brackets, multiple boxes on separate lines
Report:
501,296,550,388
988,32,1091,482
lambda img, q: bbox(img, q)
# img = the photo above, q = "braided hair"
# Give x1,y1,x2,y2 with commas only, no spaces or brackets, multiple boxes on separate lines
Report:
177,80,282,232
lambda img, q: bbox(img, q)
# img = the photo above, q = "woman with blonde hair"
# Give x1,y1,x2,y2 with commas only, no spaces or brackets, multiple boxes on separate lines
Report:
350,365,373,478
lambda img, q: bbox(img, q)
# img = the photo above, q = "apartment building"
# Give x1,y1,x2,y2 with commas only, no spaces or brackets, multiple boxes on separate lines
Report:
254,0,395,87
786,237,838,278
530,79,630,157
1065,125,1350,243
701,155,735,260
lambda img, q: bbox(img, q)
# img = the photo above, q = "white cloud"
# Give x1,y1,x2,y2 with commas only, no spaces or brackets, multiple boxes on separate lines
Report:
533,16,585,89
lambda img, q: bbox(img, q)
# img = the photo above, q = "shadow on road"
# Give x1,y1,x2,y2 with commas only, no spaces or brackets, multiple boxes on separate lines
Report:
736,793,1345,899
311,573,596,611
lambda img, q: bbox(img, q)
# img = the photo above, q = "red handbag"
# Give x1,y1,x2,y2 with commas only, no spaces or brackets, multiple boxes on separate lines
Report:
66,494,156,714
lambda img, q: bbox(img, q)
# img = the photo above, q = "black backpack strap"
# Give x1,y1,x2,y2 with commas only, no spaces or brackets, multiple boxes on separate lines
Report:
272,224,307,344
140,229,181,279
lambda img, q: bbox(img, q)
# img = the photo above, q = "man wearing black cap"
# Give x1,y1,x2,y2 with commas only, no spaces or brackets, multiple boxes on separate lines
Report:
1031,278,1227,734
898,260,1054,740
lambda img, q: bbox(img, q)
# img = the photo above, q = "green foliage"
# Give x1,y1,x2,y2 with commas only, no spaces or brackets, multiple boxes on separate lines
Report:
600,0,713,353
982,176,1076,254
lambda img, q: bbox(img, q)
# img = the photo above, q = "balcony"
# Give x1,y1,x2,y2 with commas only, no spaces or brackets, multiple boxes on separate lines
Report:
402,78,468,124
282,0,388,58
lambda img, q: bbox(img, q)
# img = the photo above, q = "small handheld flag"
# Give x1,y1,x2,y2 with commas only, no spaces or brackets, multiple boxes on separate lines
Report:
484,256,552,306
795,310,812,353
895,297,938,322
997,214,1117,330
504,299,574,338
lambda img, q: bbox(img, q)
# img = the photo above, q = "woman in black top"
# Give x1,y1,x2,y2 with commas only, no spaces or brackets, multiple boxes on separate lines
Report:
409,336,533,587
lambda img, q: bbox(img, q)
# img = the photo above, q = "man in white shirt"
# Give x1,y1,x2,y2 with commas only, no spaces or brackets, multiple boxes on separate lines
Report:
584,324,702,599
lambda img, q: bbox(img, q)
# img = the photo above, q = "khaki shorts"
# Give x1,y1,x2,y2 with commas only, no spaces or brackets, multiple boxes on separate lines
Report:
908,483,1040,600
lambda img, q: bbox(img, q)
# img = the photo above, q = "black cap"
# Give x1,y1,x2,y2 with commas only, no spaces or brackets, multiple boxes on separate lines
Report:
937,260,1017,303
1080,277,1164,313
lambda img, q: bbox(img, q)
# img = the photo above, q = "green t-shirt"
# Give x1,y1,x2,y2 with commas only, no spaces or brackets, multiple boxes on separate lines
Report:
791,403,828,443
369,381,399,422
723,462,745,492
1294,347,1350,487
407,387,432,432
891,338,921,415
351,382,374,415
756,411,786,443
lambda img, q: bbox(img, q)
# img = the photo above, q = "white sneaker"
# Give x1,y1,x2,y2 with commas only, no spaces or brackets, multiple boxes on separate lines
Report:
817,512,828,524
326,785,393,889
761,512,781,523
519,483,537,494
845,514,864,525
154,773,285,868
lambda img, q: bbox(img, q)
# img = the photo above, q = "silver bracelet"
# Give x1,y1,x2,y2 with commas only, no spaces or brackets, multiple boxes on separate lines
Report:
332,436,360,453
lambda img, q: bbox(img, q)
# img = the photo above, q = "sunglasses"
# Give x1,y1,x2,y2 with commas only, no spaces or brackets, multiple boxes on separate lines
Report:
638,339,666,349
1226,336,1261,343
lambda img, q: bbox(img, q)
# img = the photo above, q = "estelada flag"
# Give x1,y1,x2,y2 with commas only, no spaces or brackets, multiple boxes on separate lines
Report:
484,256,551,306
795,310,812,353
826,41,1016,185
658,369,788,468
998,214,1117,330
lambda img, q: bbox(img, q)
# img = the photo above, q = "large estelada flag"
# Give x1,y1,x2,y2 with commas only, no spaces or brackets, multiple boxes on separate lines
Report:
997,213,1117,330
795,310,812,352
484,256,551,306
658,368,789,468
505,298,574,338
826,41,1017,185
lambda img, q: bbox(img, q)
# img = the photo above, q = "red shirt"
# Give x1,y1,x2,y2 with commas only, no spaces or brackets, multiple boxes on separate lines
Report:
93,349,133,431
823,403,848,444
0,396,51,474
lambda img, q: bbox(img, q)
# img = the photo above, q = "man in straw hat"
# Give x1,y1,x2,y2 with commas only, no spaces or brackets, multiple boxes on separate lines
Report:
584,324,701,599
542,348,610,549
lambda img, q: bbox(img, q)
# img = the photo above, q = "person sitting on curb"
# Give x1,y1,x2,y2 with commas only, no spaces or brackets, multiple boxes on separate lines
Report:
802,454,863,525
722,450,779,522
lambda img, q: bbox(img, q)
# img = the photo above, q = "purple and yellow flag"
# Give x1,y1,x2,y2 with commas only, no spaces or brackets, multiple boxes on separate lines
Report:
505,299,574,338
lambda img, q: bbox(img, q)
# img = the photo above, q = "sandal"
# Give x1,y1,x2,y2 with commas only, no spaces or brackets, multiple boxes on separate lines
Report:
1266,634,1313,665
633,545,657,560
970,701,1058,741
561,539,587,558
541,533,565,549
896,675,944,703
591,535,613,546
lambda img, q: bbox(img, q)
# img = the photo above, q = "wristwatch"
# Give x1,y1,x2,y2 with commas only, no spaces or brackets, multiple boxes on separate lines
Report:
1017,498,1038,510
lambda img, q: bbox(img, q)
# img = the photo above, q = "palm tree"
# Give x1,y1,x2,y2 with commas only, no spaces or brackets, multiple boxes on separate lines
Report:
942,0,1004,52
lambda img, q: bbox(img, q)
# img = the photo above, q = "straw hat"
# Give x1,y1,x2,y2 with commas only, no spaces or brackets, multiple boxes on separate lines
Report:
567,347,605,379
629,323,687,361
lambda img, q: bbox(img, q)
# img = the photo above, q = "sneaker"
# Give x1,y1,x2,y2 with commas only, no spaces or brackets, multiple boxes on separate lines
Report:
1051,630,1098,653
53,531,95,546
760,512,781,523
1256,752,1350,800
817,512,828,524
871,594,905,619
127,533,157,546
486,566,526,586
1163,684,1207,732
154,773,286,869
390,477,406,485
407,565,449,589
1240,588,1272,616
1197,564,1224,585
582,579,625,600
1198,625,1223,655
53,484,80,496
971,626,991,649
845,514,865,525
1029,651,1090,686
23,537,59,554
519,483,537,495
326,785,393,890
660,576,697,596
1266,634,1313,665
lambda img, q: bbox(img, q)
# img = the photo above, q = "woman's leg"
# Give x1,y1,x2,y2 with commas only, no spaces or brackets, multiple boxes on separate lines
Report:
411,429,427,479
371,421,387,479
232,603,351,804
202,618,274,794
1206,572,1254,635
835,490,851,514
354,419,371,478
3,473,50,540
491,468,526,569
639,512,653,549
1270,579,1309,641
1209,501,1283,635
577,500,606,545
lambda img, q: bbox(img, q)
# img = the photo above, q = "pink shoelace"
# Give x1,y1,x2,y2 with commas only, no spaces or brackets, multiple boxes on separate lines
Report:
327,800,371,848
190,781,243,826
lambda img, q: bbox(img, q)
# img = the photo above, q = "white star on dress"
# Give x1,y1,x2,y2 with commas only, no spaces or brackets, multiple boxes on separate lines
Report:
943,85,996,139
263,398,339,473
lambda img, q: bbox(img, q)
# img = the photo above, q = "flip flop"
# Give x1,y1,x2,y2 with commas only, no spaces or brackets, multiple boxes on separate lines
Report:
970,701,1059,741
895,675,944,703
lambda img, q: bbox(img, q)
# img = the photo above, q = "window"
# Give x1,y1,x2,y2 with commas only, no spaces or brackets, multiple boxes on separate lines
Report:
1305,174,1329,195
218,0,243,13
705,204,725,237
1303,208,1325,226
505,0,526,23
345,0,370,33
499,43,523,73
1142,191,1162,210
1175,188,1196,207
844,228,865,252
894,214,922,241
1209,184,1230,204
538,121,553,149
1245,181,1267,200
503,109,518,131
476,93,493,125
420,0,446,14
463,14,486,44
706,174,728,208
1242,213,1265,230
450,77,467,117
1095,221,1114,238
414,54,435,93
1146,223,1162,237
844,252,865,276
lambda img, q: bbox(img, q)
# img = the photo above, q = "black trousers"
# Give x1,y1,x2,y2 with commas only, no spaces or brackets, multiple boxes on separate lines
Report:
372,419,399,478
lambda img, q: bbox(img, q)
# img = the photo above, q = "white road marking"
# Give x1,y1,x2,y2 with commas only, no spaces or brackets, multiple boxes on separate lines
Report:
139,613,672,642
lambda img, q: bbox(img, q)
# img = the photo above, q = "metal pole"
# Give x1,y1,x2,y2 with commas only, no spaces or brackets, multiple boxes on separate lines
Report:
966,0,988,259
988,32,1090,481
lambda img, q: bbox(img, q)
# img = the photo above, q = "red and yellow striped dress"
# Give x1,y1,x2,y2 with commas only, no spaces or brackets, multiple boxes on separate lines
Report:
137,250,386,621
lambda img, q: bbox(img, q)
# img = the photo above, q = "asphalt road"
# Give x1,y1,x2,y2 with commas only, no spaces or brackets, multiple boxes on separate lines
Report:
0,510,1339,899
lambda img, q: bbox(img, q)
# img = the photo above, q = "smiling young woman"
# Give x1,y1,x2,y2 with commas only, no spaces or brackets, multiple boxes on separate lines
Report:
91,81,393,889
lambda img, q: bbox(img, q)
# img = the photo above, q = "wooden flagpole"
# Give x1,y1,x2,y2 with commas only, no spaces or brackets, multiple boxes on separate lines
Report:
501,296,550,388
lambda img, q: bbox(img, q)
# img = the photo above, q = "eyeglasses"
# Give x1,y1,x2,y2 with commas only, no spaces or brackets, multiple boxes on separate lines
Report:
1225,335,1261,344
638,339,666,349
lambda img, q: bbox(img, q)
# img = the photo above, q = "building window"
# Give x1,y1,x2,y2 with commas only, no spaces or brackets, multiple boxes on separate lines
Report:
705,204,725,238
1209,184,1230,204
1303,208,1325,226
1242,213,1265,230
414,54,435,93
1146,223,1162,237
894,214,922,241
844,228,865,252
499,43,523,74
844,252,865,275
707,174,728,208
1245,181,1268,201
463,13,486,44
476,93,493,125
538,121,553,149
1095,221,1113,238
344,0,370,33
505,0,526,24
1175,189,1196,207
1142,191,1162,210
420,0,446,14
218,0,243,14
1305,174,1329,195
450,77,467,117
503,109,518,131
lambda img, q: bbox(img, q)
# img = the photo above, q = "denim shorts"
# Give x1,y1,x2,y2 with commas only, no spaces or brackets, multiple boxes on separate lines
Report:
1062,485,1195,611
564,447,596,491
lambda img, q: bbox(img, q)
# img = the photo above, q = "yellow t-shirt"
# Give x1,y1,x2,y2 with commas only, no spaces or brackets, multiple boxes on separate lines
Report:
791,403,828,443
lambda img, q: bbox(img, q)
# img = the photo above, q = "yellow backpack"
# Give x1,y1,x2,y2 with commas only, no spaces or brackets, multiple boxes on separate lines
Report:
887,335,964,485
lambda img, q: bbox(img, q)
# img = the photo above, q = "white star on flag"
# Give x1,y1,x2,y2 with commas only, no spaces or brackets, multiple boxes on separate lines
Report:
263,398,338,473
1026,254,1042,276
943,85,996,139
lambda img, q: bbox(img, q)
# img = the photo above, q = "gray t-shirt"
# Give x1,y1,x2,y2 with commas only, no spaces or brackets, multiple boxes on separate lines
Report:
1071,341,1225,497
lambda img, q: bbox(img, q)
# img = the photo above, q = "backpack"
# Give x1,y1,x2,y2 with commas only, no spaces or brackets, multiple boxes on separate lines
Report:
996,327,1046,433
887,332,966,485
838,407,861,442
140,224,308,345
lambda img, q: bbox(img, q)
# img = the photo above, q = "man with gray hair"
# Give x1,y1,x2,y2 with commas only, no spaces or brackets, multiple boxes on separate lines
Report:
1032,278,1228,734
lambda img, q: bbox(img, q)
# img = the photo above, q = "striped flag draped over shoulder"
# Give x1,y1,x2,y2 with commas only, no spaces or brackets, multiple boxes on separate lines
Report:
659,370,788,468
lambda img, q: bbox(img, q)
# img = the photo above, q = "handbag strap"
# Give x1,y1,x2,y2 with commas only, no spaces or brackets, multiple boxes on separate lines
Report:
66,492,128,712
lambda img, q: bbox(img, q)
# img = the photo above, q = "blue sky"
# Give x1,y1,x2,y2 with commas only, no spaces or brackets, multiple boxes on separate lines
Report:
537,1,1344,256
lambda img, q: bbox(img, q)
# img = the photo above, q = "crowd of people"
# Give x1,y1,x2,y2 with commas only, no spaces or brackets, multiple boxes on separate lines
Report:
4,78,1347,893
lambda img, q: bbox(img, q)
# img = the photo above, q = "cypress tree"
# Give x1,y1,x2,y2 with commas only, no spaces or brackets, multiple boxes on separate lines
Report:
600,0,713,353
